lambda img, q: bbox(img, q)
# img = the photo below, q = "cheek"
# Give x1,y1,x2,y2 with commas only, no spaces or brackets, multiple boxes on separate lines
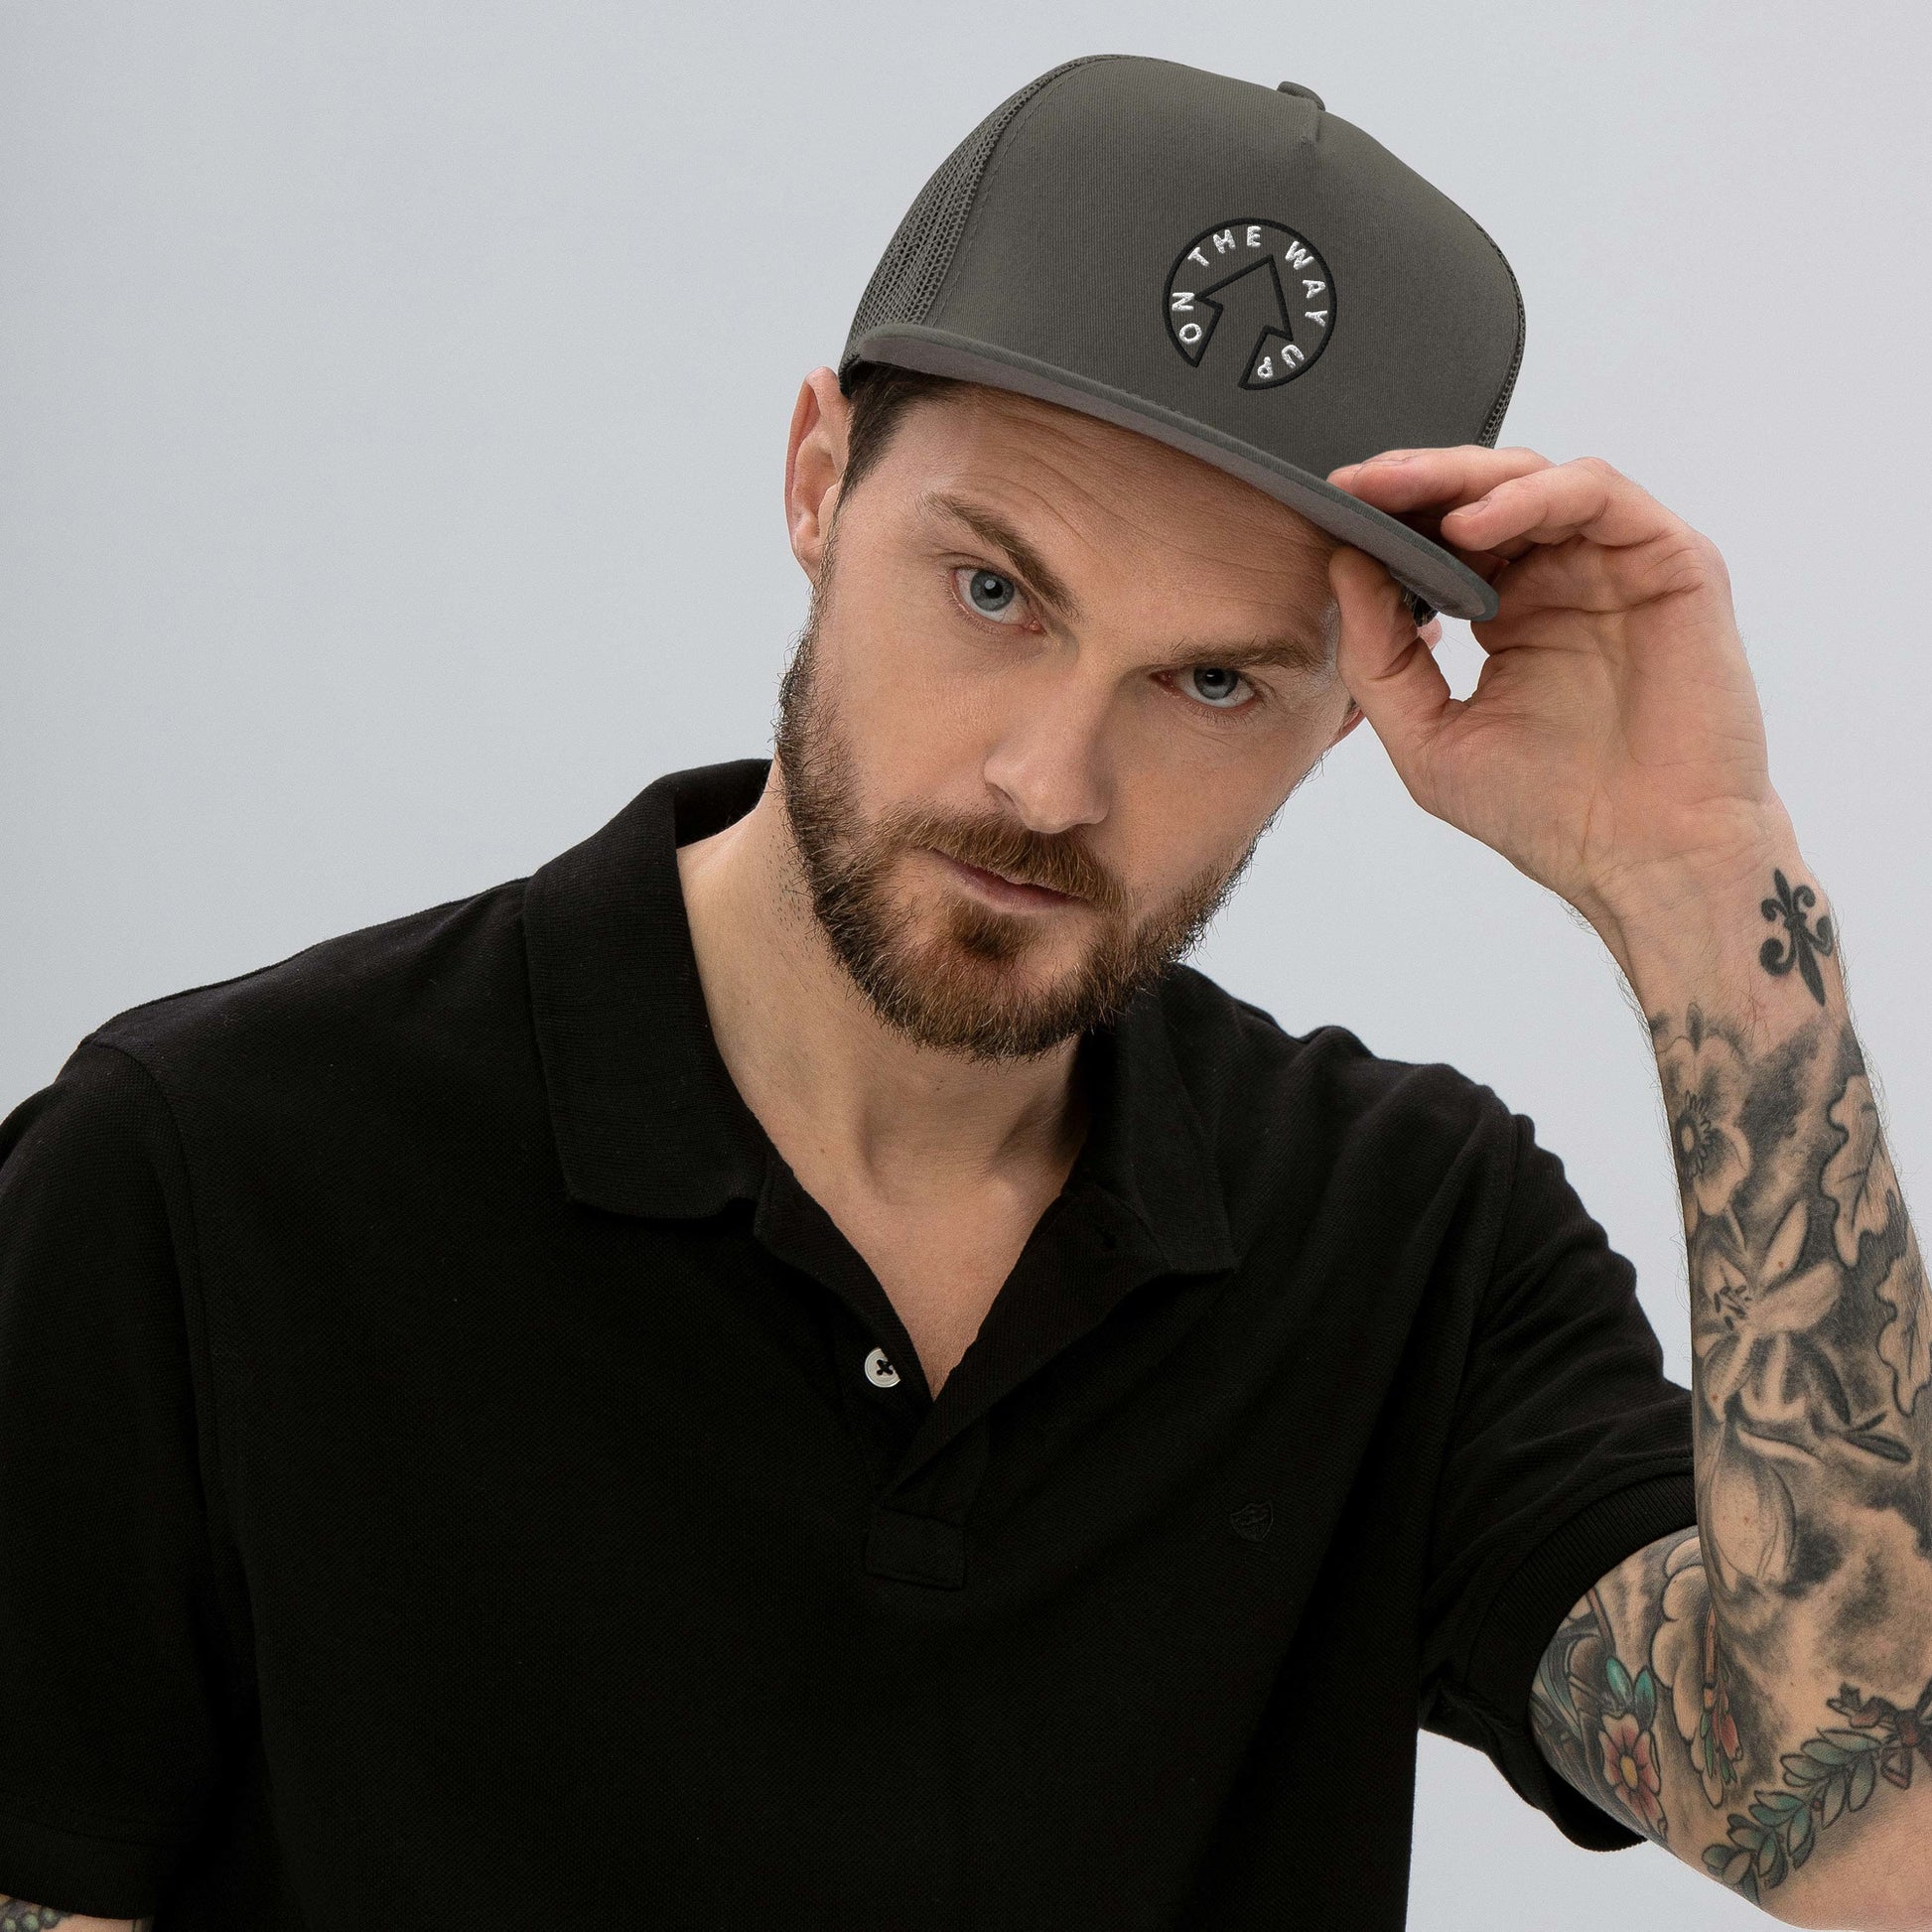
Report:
1250,685,1357,788
1121,683,1336,800
845,637,981,748
1108,709,1336,890
1103,789,1255,903
814,609,999,804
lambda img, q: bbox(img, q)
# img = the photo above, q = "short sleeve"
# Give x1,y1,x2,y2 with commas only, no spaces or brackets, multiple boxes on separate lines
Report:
1419,1101,1697,1852
0,1043,238,1917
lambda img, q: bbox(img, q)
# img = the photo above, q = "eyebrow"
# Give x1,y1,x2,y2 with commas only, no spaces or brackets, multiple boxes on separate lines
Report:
919,488,1333,677
919,490,1085,621
1167,630,1332,677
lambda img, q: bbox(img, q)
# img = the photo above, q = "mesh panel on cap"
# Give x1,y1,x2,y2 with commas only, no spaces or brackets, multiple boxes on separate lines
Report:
842,56,1116,372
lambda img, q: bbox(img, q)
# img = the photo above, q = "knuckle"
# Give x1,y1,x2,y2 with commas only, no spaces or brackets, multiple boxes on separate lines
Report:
1693,530,1732,588
1652,528,1727,597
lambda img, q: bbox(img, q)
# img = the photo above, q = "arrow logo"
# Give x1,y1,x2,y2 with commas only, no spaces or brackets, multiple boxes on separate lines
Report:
1164,219,1335,390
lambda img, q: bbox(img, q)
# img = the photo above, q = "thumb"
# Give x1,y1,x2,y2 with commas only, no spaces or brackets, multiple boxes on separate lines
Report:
1329,545,1456,802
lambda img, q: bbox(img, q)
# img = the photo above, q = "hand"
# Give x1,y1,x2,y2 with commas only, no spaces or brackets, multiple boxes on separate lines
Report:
1325,447,1788,936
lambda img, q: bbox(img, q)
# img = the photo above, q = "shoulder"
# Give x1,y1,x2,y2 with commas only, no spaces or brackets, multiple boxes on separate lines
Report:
1151,969,1564,1320
76,876,534,1117
1154,961,1513,1154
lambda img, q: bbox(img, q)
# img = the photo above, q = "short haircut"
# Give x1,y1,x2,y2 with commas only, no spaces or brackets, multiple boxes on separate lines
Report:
838,361,965,506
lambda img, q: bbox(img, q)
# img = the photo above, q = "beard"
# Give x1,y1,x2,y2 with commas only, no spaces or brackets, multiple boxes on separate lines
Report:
770,557,1275,1063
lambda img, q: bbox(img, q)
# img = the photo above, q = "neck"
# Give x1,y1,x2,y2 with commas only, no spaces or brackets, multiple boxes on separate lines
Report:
674,766,1087,1203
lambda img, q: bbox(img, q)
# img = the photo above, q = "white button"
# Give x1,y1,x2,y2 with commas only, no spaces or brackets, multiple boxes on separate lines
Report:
864,1346,901,1388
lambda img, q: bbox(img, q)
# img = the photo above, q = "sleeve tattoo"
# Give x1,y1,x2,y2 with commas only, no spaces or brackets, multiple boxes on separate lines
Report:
1531,869,1932,1910
0,1904,153,1930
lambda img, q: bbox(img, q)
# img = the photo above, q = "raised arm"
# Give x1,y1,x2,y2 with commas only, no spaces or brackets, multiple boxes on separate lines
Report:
1325,445,1931,1927
1528,851,1932,1925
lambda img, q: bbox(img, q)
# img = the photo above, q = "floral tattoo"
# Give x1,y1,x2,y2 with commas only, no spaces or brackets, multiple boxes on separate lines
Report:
1531,1580,1672,1843
1533,870,1932,1908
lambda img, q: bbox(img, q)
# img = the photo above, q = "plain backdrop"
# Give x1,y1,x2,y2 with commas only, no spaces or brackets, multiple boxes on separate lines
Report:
4,3,1928,1925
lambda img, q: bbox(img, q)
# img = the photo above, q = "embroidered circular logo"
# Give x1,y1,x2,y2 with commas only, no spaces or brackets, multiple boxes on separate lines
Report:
1164,219,1334,389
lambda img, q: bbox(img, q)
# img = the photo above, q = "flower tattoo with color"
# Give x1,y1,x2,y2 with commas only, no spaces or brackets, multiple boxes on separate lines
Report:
1651,1538,1744,1806
1599,1709,1667,1837
1530,1589,1670,1847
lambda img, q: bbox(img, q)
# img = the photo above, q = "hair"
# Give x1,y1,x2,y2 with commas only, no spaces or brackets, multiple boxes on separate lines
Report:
837,360,966,507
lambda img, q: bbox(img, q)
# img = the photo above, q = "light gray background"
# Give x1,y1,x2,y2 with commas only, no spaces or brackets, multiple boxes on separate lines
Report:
4,3,1926,1925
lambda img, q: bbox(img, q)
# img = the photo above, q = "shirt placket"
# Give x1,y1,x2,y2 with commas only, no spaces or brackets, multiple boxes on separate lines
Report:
752,1148,1180,1590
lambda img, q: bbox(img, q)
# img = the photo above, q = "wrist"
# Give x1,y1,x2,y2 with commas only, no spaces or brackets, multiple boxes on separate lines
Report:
1579,800,1809,1006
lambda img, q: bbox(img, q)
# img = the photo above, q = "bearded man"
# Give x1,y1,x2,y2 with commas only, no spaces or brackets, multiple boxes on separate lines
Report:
1,56,1927,1932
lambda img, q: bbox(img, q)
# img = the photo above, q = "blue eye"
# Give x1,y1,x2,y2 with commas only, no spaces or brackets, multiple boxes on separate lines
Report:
1183,666,1250,709
957,567,1024,622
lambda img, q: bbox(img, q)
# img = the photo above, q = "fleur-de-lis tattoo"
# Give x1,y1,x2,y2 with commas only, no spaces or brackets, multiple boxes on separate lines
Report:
1759,869,1835,1006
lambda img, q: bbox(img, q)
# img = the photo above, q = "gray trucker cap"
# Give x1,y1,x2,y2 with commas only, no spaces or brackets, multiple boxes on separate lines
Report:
839,56,1524,623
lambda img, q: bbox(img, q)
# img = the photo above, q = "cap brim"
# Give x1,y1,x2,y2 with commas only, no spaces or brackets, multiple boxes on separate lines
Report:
847,324,1498,623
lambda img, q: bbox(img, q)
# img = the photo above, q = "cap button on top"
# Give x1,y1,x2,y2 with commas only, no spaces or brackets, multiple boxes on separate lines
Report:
864,1345,901,1389
1275,80,1324,107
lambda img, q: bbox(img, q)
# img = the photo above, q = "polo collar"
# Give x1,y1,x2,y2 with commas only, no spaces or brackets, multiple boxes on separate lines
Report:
521,759,1235,1276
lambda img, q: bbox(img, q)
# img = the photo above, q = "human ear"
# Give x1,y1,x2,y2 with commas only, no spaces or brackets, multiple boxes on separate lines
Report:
1328,698,1369,749
784,367,852,585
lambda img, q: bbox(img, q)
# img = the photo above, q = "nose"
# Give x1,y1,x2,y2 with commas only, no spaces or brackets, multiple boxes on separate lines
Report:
979,668,1114,837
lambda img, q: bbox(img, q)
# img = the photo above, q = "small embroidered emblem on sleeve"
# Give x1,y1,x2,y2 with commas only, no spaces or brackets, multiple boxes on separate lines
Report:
1165,219,1335,389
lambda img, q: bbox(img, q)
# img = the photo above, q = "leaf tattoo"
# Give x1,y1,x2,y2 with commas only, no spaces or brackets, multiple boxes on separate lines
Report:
1823,1075,1896,1268
1821,1071,1932,1415
1704,1676,1932,1903
1872,1231,1932,1417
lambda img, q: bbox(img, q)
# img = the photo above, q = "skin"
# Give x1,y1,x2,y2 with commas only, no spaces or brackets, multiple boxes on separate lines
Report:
12,366,1401,1932
678,368,1381,1396
681,373,1932,1927
23,395,1920,1930
1333,448,1932,1929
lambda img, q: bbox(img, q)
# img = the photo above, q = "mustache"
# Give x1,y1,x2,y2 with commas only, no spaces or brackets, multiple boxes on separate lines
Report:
881,805,1127,913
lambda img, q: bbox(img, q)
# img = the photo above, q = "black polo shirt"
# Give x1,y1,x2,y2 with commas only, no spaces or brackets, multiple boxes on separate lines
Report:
0,757,1697,1929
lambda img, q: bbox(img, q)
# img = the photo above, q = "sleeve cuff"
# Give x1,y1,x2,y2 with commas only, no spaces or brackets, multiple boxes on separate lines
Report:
1464,1467,1699,1853
0,1794,194,1920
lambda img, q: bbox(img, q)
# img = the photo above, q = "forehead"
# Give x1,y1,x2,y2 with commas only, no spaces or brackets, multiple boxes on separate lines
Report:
876,383,1336,594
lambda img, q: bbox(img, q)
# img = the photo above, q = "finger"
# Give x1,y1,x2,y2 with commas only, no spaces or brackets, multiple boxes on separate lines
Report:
1331,601,1447,749
1330,545,1456,787
1341,614,1446,708
1441,456,1671,554
1327,445,1552,514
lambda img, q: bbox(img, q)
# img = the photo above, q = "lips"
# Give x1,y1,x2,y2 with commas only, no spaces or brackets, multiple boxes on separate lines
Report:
930,850,1079,906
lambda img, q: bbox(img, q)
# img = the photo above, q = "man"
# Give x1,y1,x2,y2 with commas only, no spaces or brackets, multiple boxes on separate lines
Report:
0,53,1926,1932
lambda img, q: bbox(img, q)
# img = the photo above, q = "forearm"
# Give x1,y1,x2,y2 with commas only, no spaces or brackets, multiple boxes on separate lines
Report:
1587,808,1932,1921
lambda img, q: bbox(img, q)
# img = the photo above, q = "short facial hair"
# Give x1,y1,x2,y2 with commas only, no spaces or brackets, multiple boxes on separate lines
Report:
770,538,1276,1062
